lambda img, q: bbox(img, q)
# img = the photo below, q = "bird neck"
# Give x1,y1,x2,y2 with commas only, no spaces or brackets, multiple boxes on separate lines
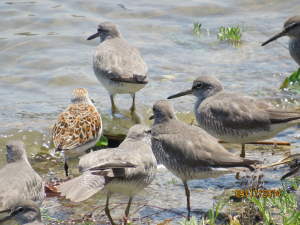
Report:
71,98,93,105
289,37,300,65
6,153,29,164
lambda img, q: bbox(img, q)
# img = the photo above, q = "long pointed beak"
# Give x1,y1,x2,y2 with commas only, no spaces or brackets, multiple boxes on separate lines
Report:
87,32,99,41
167,88,192,99
149,115,154,120
281,166,299,180
261,30,286,46
0,215,12,223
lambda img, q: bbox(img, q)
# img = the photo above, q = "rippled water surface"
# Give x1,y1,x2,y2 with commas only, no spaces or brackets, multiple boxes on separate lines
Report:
1,0,300,224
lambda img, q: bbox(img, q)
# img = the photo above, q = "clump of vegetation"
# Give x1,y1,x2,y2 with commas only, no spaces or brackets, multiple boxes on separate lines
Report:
281,67,300,93
169,178,178,185
178,198,227,225
193,22,202,35
217,26,247,41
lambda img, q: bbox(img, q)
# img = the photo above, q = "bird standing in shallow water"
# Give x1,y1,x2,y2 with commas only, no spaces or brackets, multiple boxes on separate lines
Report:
57,124,156,225
150,100,259,214
262,15,300,66
167,76,300,158
87,21,148,114
0,200,43,225
0,140,44,213
52,87,102,176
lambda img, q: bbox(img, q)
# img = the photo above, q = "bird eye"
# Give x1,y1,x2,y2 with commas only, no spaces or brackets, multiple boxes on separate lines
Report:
18,207,25,213
196,83,203,88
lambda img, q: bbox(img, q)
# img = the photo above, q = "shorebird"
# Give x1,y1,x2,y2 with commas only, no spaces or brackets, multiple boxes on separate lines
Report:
0,200,43,225
52,87,102,176
0,140,44,212
167,76,300,158
150,100,259,213
87,21,148,114
57,124,156,225
262,15,300,65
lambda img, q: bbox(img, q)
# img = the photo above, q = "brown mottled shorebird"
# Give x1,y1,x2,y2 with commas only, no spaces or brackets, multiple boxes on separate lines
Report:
0,140,44,212
167,76,300,158
57,124,156,225
0,200,43,225
262,15,300,65
52,87,102,176
87,21,148,114
150,100,259,213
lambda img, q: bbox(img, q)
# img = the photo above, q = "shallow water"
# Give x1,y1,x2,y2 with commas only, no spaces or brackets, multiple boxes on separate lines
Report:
1,0,300,224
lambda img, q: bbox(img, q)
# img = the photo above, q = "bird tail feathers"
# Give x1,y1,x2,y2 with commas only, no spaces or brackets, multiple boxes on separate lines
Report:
57,173,105,202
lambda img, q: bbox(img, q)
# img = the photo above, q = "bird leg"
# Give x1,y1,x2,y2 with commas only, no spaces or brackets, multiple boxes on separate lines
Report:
183,181,191,216
236,144,246,179
64,161,69,177
123,197,133,225
130,93,136,114
105,193,116,225
110,94,117,115
240,144,245,158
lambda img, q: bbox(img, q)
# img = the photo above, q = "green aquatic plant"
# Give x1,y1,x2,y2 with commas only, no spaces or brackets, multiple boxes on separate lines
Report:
169,178,178,185
178,215,199,225
178,198,227,225
94,135,108,148
193,22,202,35
217,26,247,41
281,67,300,93
245,179,300,225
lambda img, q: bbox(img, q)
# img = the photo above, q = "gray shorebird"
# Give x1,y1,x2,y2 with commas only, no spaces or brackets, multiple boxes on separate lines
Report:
0,200,43,225
262,15,300,65
87,21,148,114
150,100,258,213
0,140,44,212
167,76,300,158
57,124,156,225
52,87,102,176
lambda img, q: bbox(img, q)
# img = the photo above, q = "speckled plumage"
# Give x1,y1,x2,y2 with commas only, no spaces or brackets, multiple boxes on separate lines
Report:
57,124,156,224
0,140,44,212
168,76,300,157
0,200,43,225
150,100,259,213
262,15,300,65
87,21,148,112
52,87,102,176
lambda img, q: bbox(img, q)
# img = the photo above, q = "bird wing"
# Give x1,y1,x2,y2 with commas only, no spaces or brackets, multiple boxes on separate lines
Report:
265,108,300,124
52,104,101,151
0,163,44,211
95,39,148,84
201,93,272,129
151,122,258,168
79,149,137,176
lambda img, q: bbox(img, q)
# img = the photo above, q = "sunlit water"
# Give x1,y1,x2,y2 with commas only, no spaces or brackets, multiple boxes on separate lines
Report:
1,0,300,224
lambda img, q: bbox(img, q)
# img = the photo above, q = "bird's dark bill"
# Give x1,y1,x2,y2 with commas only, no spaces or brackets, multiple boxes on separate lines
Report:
149,115,154,120
261,30,286,46
0,215,11,223
167,88,192,99
87,32,99,40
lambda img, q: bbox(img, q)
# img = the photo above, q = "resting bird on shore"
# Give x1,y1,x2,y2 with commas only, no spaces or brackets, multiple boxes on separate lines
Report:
150,100,259,214
0,200,43,225
57,124,156,225
168,76,300,158
52,87,102,176
0,140,44,215
87,21,148,114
